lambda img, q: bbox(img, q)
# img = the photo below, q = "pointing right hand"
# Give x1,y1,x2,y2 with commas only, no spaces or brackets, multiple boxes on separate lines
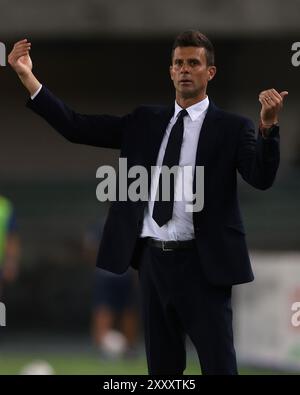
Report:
8,39,32,77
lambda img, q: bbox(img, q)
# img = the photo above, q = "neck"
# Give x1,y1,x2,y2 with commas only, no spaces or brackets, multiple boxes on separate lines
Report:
176,93,207,109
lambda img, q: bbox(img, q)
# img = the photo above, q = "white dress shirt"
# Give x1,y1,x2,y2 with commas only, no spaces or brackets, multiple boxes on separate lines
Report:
31,85,42,100
140,96,209,241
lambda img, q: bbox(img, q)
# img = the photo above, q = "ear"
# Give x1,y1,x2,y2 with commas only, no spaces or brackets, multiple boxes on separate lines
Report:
207,66,217,81
169,65,174,81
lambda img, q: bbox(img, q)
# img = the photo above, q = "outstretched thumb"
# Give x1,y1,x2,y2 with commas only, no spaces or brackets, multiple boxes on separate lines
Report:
280,91,289,100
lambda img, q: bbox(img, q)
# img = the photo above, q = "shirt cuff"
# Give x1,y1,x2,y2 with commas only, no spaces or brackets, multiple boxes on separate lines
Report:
31,85,43,100
259,121,279,139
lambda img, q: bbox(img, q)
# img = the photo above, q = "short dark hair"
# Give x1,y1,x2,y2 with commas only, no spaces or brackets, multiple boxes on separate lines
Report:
171,30,215,66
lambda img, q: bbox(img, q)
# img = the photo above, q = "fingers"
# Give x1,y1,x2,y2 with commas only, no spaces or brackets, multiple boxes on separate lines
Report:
259,93,275,108
259,88,287,109
259,97,269,107
8,39,31,64
259,88,288,125
270,89,282,101
14,38,29,45
260,90,279,105
13,41,31,54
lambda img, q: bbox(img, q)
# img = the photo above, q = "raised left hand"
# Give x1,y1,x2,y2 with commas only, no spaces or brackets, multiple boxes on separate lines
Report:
259,88,288,126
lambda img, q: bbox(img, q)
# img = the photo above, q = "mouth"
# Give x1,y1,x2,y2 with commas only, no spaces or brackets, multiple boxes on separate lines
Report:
179,79,193,85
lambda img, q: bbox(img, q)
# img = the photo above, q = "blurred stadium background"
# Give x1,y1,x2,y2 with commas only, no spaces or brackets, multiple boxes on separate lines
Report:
0,0,300,374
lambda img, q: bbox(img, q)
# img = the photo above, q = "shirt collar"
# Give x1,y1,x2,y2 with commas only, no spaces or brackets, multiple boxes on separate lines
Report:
174,96,209,121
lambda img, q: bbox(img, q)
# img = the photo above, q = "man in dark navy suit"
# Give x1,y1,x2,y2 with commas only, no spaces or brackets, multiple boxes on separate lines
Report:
8,31,287,374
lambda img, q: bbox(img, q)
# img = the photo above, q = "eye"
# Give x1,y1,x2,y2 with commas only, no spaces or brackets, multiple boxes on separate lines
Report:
174,59,183,66
189,59,199,66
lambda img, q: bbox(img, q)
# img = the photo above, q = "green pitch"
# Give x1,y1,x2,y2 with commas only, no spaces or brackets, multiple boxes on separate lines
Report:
0,353,295,375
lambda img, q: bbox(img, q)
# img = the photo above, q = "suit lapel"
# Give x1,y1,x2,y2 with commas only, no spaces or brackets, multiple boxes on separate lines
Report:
146,105,174,167
193,101,223,194
194,101,222,167
145,101,223,193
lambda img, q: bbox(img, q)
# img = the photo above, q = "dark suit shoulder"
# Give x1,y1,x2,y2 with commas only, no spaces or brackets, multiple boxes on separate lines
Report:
134,104,169,115
129,105,171,126
217,108,254,129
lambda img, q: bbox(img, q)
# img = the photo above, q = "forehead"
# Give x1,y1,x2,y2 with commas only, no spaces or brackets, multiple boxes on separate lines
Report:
173,46,206,60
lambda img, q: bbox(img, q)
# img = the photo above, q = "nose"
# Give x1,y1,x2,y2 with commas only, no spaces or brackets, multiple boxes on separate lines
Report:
180,61,191,73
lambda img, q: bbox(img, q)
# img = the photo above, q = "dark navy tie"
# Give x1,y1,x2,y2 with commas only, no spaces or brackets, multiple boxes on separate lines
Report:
152,109,188,227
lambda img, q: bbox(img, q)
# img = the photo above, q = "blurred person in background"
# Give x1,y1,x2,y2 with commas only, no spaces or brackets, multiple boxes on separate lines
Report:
0,195,20,296
83,221,140,359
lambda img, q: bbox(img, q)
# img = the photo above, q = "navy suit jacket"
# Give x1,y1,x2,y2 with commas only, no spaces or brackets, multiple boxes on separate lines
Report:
27,86,280,286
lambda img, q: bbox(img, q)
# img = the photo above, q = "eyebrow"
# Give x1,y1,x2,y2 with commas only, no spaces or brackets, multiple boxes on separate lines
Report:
174,58,201,62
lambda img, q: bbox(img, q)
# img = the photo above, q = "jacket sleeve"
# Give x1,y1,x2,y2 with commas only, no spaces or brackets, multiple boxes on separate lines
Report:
26,86,132,149
236,118,280,190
